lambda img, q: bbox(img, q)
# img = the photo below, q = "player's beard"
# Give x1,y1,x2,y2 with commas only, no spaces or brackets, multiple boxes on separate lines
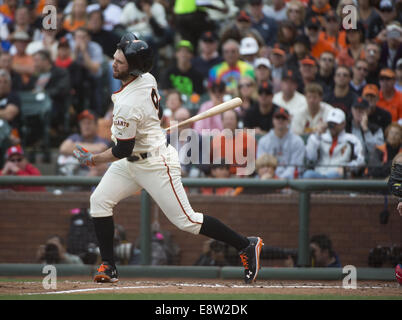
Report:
113,69,131,82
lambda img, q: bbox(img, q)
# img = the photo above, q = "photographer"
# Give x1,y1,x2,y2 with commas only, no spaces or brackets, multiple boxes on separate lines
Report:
310,234,341,267
36,235,83,265
194,239,230,267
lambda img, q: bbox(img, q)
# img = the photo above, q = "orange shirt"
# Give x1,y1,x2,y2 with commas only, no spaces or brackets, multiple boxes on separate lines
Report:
0,4,14,20
63,16,86,32
378,90,402,122
319,31,347,52
310,38,337,59
211,131,256,175
12,55,34,84
336,47,365,68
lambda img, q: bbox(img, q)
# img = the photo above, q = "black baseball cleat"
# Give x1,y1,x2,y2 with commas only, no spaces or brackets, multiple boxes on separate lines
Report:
94,262,119,283
239,237,264,284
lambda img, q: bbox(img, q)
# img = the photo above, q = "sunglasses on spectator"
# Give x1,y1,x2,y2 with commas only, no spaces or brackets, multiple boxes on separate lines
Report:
379,77,393,81
356,66,368,72
10,157,23,163
321,57,334,62
239,83,253,88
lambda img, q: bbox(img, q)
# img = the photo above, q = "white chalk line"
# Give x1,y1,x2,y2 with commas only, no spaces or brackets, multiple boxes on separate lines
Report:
23,282,385,295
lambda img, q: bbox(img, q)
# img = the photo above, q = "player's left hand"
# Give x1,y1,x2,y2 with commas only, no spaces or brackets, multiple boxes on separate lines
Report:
73,145,95,167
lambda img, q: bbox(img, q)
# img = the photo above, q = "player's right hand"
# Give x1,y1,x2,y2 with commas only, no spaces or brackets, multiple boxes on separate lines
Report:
73,145,95,167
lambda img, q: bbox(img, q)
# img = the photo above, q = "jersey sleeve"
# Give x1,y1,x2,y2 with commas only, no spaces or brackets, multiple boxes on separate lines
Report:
112,101,143,140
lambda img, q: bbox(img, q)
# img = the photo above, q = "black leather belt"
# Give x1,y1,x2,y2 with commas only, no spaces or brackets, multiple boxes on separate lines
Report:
127,153,148,162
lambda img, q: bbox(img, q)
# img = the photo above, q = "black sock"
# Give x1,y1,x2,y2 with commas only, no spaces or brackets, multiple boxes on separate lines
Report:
199,215,250,251
92,216,115,267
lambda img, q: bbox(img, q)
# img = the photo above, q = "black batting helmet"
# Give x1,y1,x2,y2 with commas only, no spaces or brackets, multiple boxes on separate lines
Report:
117,33,153,76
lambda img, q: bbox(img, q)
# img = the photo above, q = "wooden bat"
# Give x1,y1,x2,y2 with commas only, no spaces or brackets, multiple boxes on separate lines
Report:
166,97,243,131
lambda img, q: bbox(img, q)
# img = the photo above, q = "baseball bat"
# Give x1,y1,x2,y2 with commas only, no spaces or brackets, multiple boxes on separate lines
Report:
166,97,243,131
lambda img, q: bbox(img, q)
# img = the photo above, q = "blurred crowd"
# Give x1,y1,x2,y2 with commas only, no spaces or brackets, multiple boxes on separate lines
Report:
0,0,401,191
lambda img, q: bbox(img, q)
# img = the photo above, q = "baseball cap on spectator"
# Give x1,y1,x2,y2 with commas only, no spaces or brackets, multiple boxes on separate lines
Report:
282,68,298,82
58,37,70,48
397,58,402,69
379,68,396,79
258,81,273,95
272,44,286,57
386,22,402,39
301,57,317,66
352,97,369,109
273,107,290,120
294,34,311,50
306,16,321,30
10,30,30,42
379,0,393,11
78,109,97,121
6,145,24,159
239,37,259,55
326,108,345,124
176,40,194,53
200,31,218,43
362,84,379,96
237,10,251,23
254,57,272,69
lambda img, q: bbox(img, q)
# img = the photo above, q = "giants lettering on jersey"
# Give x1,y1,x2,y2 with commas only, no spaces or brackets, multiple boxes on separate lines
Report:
112,115,137,140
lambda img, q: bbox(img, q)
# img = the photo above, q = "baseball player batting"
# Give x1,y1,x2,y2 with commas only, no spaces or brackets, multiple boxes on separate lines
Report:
73,33,263,284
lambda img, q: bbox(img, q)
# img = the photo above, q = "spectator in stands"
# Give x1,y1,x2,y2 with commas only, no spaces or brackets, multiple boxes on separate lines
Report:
71,27,104,115
368,122,402,178
377,68,402,122
236,75,259,123
239,37,259,65
303,108,365,179
367,0,399,41
255,153,278,180
0,145,46,192
211,109,256,176
167,107,203,178
160,40,204,98
310,234,341,267
58,109,109,177
298,57,319,93
379,22,402,69
193,80,225,135
160,89,183,129
291,82,335,136
6,5,40,41
269,46,286,93
0,51,22,90
208,39,255,96
86,0,122,32
276,20,297,52
28,50,71,136
36,235,83,264
324,65,358,116
349,59,369,96
201,160,240,196
396,58,402,92
244,81,280,135
249,0,278,47
25,28,59,61
254,57,272,88
319,10,347,53
358,0,381,39
273,68,306,118
305,0,332,24
10,30,34,86
316,51,336,94
257,107,305,179
304,16,335,60
337,21,366,68
0,69,20,145
63,0,88,33
86,9,120,59
365,41,383,86
286,34,311,70
362,84,392,132
286,0,305,35
192,31,223,81
263,0,287,21
346,97,384,165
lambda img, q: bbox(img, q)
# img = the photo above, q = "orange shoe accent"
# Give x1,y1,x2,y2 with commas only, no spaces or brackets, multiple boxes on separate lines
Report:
240,254,249,269
97,263,108,273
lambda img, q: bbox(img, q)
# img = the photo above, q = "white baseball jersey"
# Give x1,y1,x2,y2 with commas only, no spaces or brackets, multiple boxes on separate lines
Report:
111,73,167,153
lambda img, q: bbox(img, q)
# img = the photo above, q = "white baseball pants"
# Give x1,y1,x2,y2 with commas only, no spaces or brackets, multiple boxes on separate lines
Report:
90,144,204,234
